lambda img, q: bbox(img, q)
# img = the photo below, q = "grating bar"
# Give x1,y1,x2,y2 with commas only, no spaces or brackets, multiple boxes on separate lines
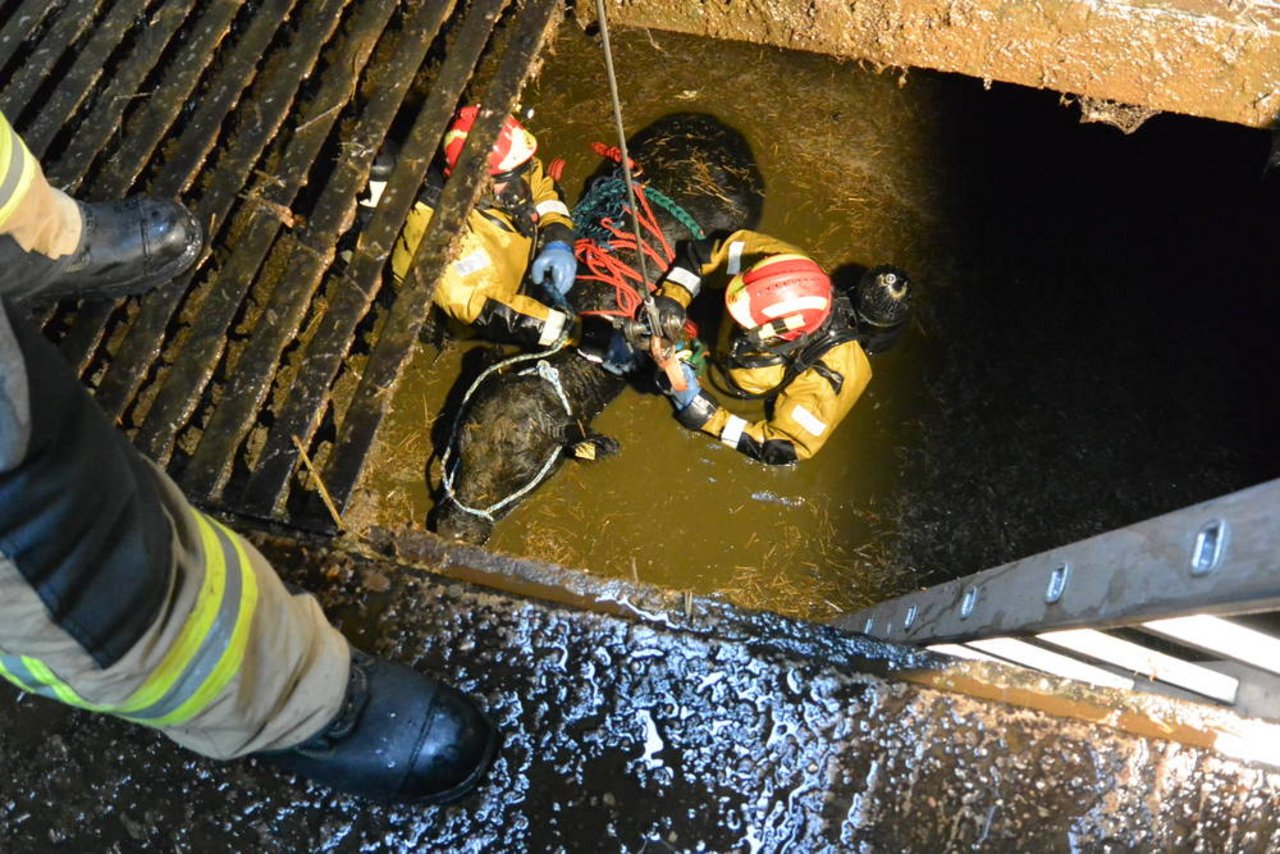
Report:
0,0,66,74
91,0,248,197
21,0,152,156
150,0,303,198
44,0,201,193
134,0,406,465
51,0,249,379
91,0,351,423
226,0,515,517
57,0,298,380
181,0,492,506
0,0,105,125
319,0,566,521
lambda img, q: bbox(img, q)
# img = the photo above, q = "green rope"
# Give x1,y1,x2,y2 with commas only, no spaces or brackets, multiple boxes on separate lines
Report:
571,173,706,244
572,176,629,242
644,185,705,240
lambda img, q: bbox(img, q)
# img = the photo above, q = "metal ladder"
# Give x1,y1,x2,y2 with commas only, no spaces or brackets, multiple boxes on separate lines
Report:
836,478,1280,721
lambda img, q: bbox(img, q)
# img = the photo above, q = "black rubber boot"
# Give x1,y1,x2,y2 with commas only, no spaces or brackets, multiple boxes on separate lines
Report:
257,650,499,804
0,197,202,302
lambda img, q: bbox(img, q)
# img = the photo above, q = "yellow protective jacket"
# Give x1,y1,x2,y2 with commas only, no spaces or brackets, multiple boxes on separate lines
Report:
658,229,872,465
391,156,575,348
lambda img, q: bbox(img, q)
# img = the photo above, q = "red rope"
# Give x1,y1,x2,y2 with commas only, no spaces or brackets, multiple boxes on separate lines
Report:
590,141,639,174
576,148,677,319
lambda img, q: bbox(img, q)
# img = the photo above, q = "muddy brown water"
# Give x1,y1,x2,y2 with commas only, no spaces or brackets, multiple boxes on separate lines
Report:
352,24,1279,622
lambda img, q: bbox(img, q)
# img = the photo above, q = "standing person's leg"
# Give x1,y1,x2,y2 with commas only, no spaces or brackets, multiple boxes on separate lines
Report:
0,102,498,804
0,111,202,301
0,295,496,800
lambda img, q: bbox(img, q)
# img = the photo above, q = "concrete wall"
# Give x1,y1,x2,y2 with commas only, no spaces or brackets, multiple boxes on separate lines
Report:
582,0,1280,128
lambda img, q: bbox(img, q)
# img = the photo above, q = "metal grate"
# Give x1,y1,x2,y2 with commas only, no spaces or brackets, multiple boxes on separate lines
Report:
1,0,563,533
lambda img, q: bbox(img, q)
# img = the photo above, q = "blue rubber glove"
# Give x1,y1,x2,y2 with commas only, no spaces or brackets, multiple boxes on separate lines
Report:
668,361,701,410
531,240,577,299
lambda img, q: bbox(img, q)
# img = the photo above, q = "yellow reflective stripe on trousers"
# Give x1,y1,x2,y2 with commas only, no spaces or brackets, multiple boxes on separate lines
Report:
0,513,259,727
0,655,41,695
0,113,37,229
0,653,112,710
138,515,260,727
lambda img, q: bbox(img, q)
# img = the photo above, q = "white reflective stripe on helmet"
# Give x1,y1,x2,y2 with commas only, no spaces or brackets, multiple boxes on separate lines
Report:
725,241,746,275
761,295,830,319
535,199,570,219
720,414,748,448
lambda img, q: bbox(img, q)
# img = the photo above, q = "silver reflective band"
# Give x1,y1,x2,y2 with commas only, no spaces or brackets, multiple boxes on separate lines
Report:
125,521,247,722
536,199,570,218
539,309,567,346
725,241,746,276
791,404,827,438
664,265,702,297
0,133,27,210
720,414,747,448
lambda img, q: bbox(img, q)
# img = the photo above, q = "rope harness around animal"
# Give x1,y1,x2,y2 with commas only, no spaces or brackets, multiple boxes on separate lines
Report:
572,181,676,318
440,344,573,523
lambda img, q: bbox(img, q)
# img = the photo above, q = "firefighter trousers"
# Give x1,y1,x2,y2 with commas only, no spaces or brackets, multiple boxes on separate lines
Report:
0,107,350,761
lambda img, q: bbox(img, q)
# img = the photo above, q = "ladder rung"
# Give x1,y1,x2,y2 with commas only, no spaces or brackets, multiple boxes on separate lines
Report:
1038,628,1238,704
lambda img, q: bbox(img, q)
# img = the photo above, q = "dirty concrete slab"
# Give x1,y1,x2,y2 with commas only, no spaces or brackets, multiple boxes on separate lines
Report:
575,0,1280,129
2,536,1277,852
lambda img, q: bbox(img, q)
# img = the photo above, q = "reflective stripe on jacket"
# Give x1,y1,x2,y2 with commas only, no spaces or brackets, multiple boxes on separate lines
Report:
700,338,871,463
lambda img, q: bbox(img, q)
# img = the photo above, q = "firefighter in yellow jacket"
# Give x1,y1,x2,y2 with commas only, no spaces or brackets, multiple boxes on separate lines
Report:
650,229,912,465
392,106,577,348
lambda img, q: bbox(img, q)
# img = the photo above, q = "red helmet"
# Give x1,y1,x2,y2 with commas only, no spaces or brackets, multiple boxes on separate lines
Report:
442,106,538,177
725,254,833,343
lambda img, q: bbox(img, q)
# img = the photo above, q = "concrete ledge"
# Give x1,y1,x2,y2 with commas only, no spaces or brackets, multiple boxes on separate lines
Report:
2,527,1279,848
582,0,1280,128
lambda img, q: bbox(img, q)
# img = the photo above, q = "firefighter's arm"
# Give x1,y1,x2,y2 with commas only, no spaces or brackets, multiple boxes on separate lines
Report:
526,157,577,298
526,157,574,246
442,277,569,348
675,348,870,464
393,202,568,347
655,229,807,306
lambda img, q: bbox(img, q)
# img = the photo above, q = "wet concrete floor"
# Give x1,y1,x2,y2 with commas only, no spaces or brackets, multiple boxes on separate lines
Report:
2,538,1278,851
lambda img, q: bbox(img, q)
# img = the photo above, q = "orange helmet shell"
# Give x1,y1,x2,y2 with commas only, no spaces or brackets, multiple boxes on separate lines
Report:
725,254,833,342
442,106,538,177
